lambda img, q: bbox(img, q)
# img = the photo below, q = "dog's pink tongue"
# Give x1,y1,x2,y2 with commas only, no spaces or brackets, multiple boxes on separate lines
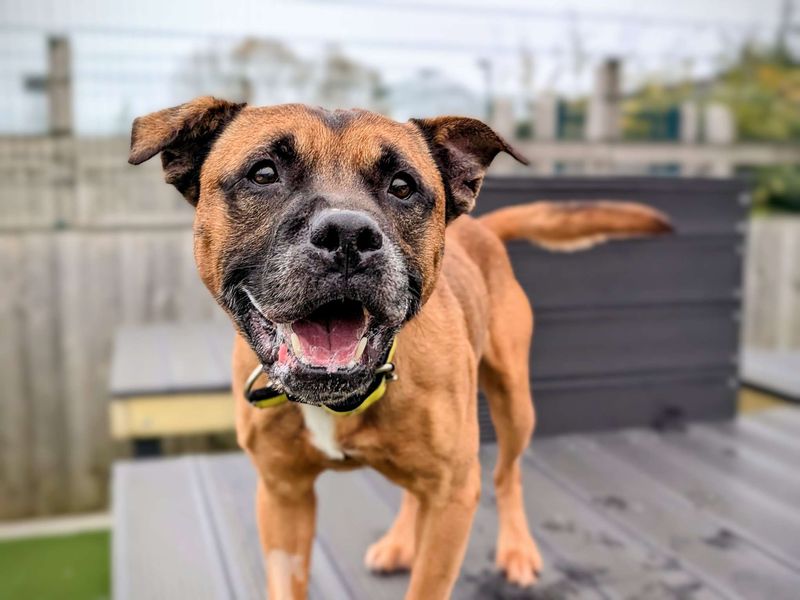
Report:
293,314,363,368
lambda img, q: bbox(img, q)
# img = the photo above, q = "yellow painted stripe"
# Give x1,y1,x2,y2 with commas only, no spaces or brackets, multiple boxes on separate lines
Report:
110,393,234,439
738,386,787,414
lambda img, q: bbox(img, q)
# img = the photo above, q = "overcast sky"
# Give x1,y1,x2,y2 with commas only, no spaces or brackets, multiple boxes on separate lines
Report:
0,0,792,132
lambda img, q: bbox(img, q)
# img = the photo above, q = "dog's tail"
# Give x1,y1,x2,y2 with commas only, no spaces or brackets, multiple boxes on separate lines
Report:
479,201,673,252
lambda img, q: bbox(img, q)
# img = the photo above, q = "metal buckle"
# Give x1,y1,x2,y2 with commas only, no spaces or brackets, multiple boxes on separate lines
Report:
375,361,398,381
243,364,265,400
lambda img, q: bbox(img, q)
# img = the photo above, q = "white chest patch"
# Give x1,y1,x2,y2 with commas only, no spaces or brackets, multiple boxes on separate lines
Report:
299,404,345,460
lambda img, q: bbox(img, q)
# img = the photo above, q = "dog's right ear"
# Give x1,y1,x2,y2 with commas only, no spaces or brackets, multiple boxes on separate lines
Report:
129,96,245,206
411,116,528,223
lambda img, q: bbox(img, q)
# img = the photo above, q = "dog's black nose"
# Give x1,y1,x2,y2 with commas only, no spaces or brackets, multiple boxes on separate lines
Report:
310,210,383,260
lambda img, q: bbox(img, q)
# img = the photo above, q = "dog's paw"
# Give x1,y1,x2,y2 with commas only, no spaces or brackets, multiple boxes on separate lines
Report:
495,531,543,587
364,533,415,573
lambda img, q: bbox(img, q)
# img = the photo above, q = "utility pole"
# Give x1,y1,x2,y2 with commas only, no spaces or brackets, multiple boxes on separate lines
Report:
24,36,73,135
586,58,621,142
777,0,799,58
520,48,535,137
477,58,493,122
22,36,74,226
47,36,73,136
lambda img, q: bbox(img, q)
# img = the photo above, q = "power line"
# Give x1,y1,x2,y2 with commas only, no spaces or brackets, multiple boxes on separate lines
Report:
290,0,779,32
0,22,742,62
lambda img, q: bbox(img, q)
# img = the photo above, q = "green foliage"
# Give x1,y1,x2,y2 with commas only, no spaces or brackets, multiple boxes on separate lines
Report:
0,531,110,600
515,121,533,140
714,46,800,142
622,81,692,141
622,45,800,212
751,165,800,213
557,99,587,140
717,46,800,212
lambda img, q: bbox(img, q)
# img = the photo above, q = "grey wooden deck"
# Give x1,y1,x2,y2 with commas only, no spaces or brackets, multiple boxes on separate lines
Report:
113,406,800,600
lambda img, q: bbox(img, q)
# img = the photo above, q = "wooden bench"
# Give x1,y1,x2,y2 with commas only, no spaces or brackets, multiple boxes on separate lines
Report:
113,406,800,599
109,321,235,455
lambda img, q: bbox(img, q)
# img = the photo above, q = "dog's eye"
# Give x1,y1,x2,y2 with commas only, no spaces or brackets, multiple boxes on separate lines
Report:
388,174,415,200
248,160,279,185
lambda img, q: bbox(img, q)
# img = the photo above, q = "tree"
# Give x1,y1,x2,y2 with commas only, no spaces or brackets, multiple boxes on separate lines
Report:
714,45,800,142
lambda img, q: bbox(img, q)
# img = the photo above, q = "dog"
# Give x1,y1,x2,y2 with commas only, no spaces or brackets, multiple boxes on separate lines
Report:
129,97,671,599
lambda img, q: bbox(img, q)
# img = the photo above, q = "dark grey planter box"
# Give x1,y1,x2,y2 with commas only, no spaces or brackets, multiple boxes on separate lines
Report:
474,177,747,439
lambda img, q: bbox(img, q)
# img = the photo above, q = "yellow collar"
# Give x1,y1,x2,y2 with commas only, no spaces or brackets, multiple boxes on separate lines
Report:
244,339,397,417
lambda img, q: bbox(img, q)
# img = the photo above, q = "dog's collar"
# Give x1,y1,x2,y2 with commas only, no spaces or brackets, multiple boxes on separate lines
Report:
243,339,398,417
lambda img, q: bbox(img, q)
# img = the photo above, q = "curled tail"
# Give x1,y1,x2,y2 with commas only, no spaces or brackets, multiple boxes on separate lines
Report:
479,201,673,252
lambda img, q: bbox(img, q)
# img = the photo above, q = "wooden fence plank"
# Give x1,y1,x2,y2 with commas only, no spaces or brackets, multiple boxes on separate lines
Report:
0,236,33,518
22,235,69,514
743,218,800,351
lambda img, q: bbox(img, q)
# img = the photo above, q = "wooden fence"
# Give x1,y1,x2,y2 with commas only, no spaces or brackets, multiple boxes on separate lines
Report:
743,217,800,350
0,136,795,518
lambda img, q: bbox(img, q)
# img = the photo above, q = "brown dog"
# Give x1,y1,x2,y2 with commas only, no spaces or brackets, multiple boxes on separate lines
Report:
129,97,671,599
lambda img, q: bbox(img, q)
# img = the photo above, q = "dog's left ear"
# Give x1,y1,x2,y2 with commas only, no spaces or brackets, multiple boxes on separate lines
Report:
412,116,528,222
129,96,246,205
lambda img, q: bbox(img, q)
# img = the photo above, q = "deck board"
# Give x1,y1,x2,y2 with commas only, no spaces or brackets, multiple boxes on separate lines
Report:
196,456,351,600
113,407,800,599
532,434,800,600
600,430,800,565
748,405,800,439
113,458,234,600
110,321,233,396
675,424,800,507
707,419,800,468
314,470,411,599
485,445,718,600
362,452,607,600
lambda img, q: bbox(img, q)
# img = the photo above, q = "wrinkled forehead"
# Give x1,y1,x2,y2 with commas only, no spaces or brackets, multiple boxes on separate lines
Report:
204,104,441,186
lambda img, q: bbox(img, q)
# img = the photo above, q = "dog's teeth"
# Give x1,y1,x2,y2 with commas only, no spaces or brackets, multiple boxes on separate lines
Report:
290,333,304,357
354,337,368,361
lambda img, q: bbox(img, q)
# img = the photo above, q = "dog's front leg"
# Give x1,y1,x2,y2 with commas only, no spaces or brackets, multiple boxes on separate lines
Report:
405,460,481,600
256,475,316,600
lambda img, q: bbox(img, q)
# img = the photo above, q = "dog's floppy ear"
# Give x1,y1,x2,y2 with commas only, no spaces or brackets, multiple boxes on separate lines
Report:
129,96,246,205
412,116,528,222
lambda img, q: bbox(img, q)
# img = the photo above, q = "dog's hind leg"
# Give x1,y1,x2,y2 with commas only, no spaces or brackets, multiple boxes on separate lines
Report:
364,489,418,573
479,278,542,586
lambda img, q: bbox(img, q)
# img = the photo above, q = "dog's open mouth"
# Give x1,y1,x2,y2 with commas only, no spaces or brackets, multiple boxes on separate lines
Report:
280,299,370,371
241,287,394,382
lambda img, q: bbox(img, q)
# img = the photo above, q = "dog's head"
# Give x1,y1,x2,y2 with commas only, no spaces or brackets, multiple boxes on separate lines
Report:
129,97,525,408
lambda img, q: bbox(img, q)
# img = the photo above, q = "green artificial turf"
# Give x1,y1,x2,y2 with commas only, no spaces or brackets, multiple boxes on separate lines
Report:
0,530,110,600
